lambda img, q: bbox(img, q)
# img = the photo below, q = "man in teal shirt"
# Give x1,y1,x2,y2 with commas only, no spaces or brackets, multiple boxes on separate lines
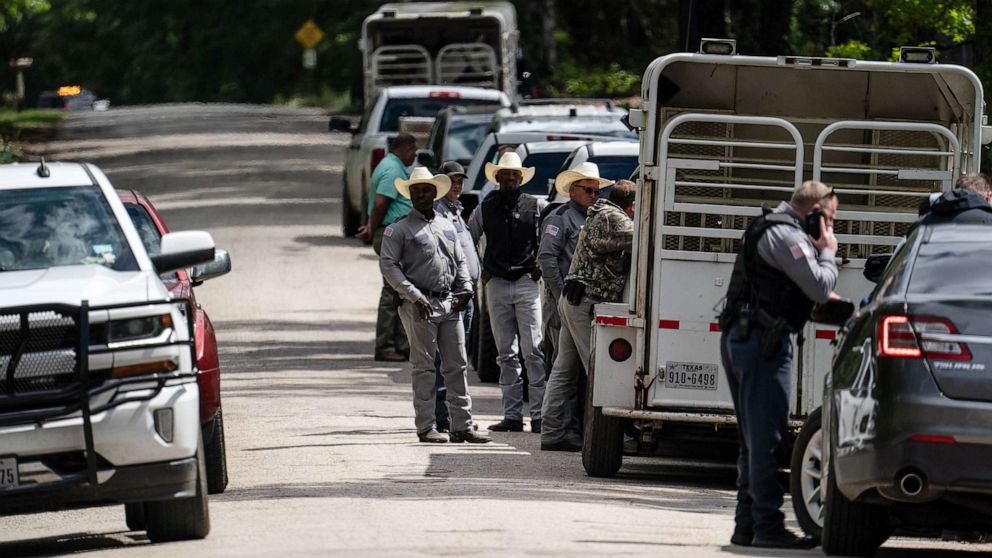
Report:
357,133,418,361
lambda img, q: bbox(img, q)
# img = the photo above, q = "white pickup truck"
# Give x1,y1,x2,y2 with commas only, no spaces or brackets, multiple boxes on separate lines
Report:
0,161,218,542
330,85,509,237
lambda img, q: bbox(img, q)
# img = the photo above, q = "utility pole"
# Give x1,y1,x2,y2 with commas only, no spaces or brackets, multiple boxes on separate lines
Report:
9,58,33,111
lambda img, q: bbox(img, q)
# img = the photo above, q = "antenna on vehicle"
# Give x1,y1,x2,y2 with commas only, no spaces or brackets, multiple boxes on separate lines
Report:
36,157,50,178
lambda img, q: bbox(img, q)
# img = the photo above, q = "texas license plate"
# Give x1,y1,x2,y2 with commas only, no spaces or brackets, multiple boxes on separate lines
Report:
664,362,718,390
0,457,17,490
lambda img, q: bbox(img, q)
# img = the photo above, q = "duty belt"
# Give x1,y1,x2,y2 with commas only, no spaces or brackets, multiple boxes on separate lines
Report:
422,289,450,299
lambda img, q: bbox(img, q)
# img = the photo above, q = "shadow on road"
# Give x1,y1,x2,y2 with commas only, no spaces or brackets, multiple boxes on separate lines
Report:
0,531,147,558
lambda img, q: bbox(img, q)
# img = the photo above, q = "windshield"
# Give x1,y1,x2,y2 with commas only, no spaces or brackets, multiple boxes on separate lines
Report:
445,119,491,162
0,186,139,272
521,151,572,195
588,155,639,182
381,98,501,132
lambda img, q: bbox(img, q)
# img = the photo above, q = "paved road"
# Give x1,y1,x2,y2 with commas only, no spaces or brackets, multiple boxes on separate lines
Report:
0,105,987,557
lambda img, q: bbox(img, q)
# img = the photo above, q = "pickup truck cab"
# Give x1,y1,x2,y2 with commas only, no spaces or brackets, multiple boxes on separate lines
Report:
331,85,509,237
0,161,216,543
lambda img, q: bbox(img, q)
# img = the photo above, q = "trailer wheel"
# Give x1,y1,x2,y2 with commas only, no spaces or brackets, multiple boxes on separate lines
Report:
790,407,823,541
145,436,211,543
821,418,890,556
341,174,361,238
124,503,146,531
582,359,623,477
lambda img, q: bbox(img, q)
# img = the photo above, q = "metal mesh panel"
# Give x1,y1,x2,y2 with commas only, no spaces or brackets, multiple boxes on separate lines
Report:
371,46,432,90
0,310,79,397
436,44,498,88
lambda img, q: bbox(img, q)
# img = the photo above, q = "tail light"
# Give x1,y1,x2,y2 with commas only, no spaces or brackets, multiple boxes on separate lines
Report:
429,91,460,98
608,338,632,362
877,315,971,361
370,148,386,174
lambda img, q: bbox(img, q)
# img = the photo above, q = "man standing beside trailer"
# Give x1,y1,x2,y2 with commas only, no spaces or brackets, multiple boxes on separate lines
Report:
718,180,838,549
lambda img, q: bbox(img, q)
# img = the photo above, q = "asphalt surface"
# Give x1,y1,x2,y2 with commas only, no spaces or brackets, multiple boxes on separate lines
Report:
0,105,988,557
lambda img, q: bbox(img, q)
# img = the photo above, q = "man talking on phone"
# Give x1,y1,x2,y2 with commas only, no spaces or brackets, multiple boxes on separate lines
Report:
718,180,838,549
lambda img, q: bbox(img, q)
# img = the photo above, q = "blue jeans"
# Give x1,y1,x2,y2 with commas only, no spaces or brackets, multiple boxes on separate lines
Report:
720,323,792,538
435,299,474,424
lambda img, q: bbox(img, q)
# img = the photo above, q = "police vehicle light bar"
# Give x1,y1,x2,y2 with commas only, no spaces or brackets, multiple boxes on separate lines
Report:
699,38,736,56
900,46,936,64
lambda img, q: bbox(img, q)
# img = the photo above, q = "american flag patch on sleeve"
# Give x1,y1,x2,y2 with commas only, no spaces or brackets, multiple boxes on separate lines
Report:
790,243,809,259
383,226,394,238
545,223,560,237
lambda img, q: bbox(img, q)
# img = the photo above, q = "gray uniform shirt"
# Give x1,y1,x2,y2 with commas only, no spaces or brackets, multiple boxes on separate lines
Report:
756,202,838,304
379,208,473,304
434,197,481,282
538,200,586,299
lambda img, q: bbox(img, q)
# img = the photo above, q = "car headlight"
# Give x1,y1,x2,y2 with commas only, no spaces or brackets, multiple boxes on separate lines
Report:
108,314,173,343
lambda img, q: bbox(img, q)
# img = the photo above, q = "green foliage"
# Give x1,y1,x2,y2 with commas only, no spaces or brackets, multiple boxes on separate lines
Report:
825,39,879,60
546,62,641,98
0,138,23,163
0,108,63,137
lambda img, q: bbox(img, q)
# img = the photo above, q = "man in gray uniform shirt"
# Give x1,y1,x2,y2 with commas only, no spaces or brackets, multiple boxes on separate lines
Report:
718,180,838,549
380,167,491,444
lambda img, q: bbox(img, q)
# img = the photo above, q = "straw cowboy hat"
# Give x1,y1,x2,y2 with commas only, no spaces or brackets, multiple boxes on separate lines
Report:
484,152,535,186
554,162,614,197
395,167,451,200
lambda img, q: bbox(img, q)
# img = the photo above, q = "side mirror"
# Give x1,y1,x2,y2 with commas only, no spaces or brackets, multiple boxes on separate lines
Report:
152,231,215,274
329,116,354,133
863,254,892,283
191,248,231,286
416,149,435,170
811,298,855,327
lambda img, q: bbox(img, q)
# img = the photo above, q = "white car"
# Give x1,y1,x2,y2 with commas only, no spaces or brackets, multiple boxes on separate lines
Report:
329,85,510,237
0,161,217,542
546,140,639,203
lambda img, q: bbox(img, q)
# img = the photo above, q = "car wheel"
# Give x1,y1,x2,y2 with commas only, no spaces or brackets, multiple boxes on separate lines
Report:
821,425,890,556
582,355,623,477
790,407,823,541
145,435,211,543
124,502,146,531
204,406,229,495
475,293,500,383
341,186,361,238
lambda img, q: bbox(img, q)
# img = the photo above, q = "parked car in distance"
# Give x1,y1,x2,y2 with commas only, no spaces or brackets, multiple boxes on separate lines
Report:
422,105,504,170
546,140,639,204
118,189,231,496
793,224,992,556
329,85,510,237
37,86,109,111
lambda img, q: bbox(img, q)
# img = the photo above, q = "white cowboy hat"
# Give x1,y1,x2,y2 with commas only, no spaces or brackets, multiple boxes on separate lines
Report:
554,162,614,197
484,152,535,186
394,167,451,200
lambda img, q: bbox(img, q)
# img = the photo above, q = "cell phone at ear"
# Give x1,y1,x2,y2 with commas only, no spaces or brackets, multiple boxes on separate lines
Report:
805,209,823,240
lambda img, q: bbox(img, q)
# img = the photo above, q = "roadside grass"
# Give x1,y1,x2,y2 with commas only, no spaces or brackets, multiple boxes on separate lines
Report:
274,88,362,114
0,109,65,163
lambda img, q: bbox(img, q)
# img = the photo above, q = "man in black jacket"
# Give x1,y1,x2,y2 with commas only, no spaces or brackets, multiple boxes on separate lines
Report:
914,173,992,230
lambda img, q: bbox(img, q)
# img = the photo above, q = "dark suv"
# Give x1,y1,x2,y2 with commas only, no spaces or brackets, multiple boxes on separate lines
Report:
811,224,992,555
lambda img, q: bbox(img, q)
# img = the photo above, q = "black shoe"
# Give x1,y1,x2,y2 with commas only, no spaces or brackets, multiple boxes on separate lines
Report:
751,530,818,549
729,531,753,546
449,429,492,443
487,419,524,432
417,429,448,443
540,438,582,452
436,420,450,433
530,419,542,433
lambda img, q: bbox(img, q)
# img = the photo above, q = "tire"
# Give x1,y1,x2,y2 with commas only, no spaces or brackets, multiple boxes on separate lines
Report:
475,292,500,383
790,407,823,541
145,436,211,543
341,175,361,238
582,358,623,477
821,421,890,556
204,407,229,495
124,503,146,531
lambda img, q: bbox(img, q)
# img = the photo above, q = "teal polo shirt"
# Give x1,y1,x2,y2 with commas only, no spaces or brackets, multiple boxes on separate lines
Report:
367,152,412,227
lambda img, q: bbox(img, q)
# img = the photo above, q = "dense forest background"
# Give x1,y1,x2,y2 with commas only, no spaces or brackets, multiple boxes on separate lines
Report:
0,0,988,109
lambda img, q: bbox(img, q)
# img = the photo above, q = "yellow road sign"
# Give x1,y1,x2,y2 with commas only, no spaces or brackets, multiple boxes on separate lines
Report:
295,20,325,49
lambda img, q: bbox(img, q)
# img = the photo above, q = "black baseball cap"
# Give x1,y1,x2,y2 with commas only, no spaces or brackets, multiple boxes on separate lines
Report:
439,161,467,178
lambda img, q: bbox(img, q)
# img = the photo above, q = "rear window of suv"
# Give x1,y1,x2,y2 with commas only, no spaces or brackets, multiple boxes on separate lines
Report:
0,186,138,272
908,242,992,295
381,98,501,132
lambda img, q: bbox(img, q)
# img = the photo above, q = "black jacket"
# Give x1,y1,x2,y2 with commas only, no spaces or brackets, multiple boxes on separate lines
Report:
909,189,992,235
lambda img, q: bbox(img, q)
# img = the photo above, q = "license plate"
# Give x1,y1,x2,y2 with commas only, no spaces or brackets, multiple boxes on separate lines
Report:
0,457,17,490
664,362,718,391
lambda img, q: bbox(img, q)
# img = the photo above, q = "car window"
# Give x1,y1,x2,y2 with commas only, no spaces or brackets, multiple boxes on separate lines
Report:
588,155,638,182
125,204,162,255
521,151,572,196
0,186,138,272
908,243,992,295
380,99,501,132
445,119,491,162
870,235,914,301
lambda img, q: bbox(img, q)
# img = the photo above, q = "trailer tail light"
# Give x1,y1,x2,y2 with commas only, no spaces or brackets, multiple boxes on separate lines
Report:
370,148,386,173
877,315,971,361
429,91,460,98
608,339,632,362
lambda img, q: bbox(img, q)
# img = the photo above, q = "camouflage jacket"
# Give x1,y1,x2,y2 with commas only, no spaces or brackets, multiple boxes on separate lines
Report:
565,199,633,302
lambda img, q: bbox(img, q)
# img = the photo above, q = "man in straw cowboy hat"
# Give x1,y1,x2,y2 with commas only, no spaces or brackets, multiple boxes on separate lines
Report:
380,167,491,444
537,162,613,449
468,151,547,433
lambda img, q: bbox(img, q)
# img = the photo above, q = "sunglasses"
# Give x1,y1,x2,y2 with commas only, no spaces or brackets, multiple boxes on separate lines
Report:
571,185,599,196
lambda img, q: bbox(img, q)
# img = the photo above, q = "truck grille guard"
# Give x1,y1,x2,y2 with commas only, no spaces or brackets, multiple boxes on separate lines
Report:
0,299,195,487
